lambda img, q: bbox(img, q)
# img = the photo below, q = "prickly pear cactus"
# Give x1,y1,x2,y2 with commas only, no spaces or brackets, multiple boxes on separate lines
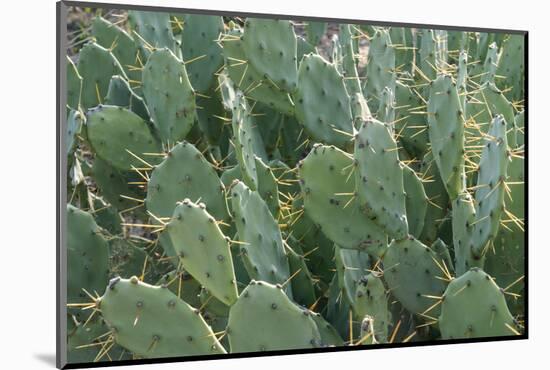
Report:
65,9,525,363
127,10,178,58
298,144,387,257
67,205,110,323
365,29,396,111
142,48,196,143
66,56,82,111
427,74,466,200
354,118,408,240
242,19,298,93
294,54,353,148
86,105,161,171
99,277,226,357
230,181,291,289
382,237,448,316
439,268,519,339
180,14,225,92
145,141,228,222
227,280,321,352
92,16,140,82
352,274,391,343
165,198,238,305
77,42,127,109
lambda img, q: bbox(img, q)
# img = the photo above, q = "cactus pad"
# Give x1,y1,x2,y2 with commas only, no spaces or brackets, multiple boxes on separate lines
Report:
99,277,226,357
86,105,161,171
165,198,238,305
227,280,321,352
439,268,518,339
354,117,408,239
142,48,196,143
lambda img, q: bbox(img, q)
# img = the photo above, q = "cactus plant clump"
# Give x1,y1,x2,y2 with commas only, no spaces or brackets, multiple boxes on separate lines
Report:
65,8,525,364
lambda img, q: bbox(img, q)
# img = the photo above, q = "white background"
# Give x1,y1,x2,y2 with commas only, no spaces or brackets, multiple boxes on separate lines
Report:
0,0,545,368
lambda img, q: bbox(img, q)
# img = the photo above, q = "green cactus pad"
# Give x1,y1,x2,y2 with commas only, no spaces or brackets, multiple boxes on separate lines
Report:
145,141,227,222
142,48,196,143
278,115,310,167
67,205,110,323
128,11,178,58
418,151,449,244
77,42,127,109
434,30,448,72
457,51,468,110
105,75,150,121
157,270,202,309
447,31,469,55
253,103,284,157
465,82,516,147
231,94,259,190
221,26,294,115
306,21,326,46
390,27,414,73
165,198,238,305
86,105,161,171
340,25,362,97
242,18,298,93
67,110,84,156
230,181,291,288
195,87,226,146
68,317,129,363
286,246,317,308
394,80,429,158
496,34,525,102
335,245,371,305
91,16,140,82
220,165,242,189
288,197,335,285
99,277,226,358
109,237,155,280
90,194,122,235
451,192,479,275
325,274,356,340
376,87,395,127
294,54,353,148
91,157,144,211
427,74,466,200
403,165,428,238
180,14,224,92
514,110,524,147
417,29,437,81
485,153,524,301
199,287,230,318
480,42,499,85
299,144,387,257
354,117,408,239
352,274,391,343
310,312,345,346
253,157,280,217
67,56,82,110
227,280,321,352
365,29,396,110
297,36,316,62
471,115,509,256
439,268,518,339
382,237,448,316
430,238,454,274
